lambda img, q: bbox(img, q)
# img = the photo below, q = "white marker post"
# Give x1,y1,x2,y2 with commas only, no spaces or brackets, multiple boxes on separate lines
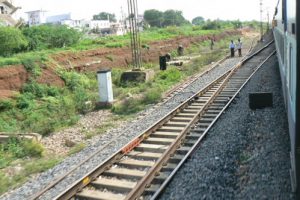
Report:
97,70,113,107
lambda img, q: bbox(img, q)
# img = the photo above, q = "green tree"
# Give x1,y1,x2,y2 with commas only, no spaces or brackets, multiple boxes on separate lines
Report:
202,20,221,30
0,27,28,56
192,16,205,25
162,10,189,27
144,9,164,27
93,12,116,22
22,25,81,50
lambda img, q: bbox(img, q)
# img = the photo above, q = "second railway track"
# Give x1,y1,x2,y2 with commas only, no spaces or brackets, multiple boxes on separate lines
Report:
46,41,276,200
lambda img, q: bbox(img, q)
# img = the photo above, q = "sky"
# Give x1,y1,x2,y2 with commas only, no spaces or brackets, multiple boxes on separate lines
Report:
13,0,278,22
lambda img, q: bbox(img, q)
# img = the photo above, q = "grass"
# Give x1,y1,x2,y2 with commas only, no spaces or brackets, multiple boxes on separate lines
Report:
0,26,248,195
68,143,86,155
0,157,61,195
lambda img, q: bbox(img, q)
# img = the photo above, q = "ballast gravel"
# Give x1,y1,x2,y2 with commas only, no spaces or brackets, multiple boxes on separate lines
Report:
159,44,295,199
1,39,261,200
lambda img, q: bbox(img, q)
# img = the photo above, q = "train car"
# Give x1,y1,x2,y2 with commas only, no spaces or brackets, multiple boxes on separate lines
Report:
273,0,299,194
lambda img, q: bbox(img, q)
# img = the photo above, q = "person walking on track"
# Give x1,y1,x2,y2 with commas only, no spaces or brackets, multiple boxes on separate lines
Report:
229,40,235,57
236,38,242,57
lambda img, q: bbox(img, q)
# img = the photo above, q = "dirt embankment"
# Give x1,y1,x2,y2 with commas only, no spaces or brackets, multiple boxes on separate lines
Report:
0,30,241,99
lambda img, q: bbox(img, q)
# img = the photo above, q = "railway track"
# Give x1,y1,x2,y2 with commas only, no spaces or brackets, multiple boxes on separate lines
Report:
39,41,276,200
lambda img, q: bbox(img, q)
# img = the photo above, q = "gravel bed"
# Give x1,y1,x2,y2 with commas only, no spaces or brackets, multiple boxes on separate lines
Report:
159,42,294,199
1,49,246,200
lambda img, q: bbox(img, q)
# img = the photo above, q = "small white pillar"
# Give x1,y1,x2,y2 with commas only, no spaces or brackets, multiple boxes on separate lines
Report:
97,70,113,104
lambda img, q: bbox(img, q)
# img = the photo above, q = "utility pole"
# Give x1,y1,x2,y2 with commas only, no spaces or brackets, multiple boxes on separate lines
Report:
127,0,142,69
260,0,263,41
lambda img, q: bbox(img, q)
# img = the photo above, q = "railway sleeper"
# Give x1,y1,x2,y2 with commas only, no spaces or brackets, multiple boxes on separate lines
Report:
151,132,179,138
191,127,207,133
175,113,195,118
182,139,198,147
198,117,214,123
102,167,146,180
168,154,185,163
91,177,137,193
182,109,199,114
171,117,192,122
186,132,202,140
195,122,210,128
176,146,191,155
210,102,226,107
134,143,168,153
164,121,188,127
143,137,175,145
160,163,178,172
127,151,162,160
207,106,223,110
150,172,170,184
202,113,218,118
76,189,125,200
157,126,184,132
118,158,155,169
143,184,161,196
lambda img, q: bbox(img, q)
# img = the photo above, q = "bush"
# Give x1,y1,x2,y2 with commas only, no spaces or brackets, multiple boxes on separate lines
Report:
22,140,44,157
21,55,42,77
0,27,28,56
202,21,221,30
0,100,13,111
142,88,161,104
22,25,81,50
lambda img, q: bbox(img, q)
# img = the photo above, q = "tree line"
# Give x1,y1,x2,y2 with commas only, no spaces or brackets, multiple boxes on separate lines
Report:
0,25,81,57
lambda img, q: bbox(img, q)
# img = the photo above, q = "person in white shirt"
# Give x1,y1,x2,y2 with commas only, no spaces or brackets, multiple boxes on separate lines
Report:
229,40,235,57
236,38,242,57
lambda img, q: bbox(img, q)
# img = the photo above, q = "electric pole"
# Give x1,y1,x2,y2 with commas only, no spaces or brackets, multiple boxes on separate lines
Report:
127,0,142,70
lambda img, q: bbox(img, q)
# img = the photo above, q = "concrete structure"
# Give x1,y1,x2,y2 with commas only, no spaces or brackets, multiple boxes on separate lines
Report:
0,0,21,26
97,70,113,106
24,10,127,36
26,10,47,26
46,13,71,24
111,22,127,35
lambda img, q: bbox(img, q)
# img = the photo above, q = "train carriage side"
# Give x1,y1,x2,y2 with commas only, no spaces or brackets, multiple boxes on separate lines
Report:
273,0,299,193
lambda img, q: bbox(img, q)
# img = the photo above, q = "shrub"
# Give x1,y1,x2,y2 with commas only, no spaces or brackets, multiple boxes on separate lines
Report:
22,25,81,50
0,27,28,56
202,21,221,30
21,56,42,77
142,88,161,104
22,140,44,157
16,94,35,109
0,100,13,111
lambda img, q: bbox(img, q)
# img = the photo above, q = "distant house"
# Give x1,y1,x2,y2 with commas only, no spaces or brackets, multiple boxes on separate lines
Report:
0,0,21,27
89,20,110,33
125,14,144,31
110,22,127,36
24,9,127,36
26,10,47,26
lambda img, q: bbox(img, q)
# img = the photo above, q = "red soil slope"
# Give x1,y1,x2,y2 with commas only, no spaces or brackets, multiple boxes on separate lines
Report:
0,30,240,99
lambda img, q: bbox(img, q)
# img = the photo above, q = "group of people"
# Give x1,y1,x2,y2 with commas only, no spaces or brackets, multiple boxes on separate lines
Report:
229,39,242,57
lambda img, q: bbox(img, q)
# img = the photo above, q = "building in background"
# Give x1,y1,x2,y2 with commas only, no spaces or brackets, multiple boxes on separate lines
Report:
25,9,128,36
25,10,47,26
0,0,21,27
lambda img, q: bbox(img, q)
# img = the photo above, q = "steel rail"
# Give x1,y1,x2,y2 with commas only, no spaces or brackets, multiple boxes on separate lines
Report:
28,41,252,200
29,40,259,200
54,65,232,200
54,43,266,200
129,40,274,200
150,50,276,199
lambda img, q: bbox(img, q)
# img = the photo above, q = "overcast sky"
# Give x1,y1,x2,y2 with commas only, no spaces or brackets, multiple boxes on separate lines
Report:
13,0,277,22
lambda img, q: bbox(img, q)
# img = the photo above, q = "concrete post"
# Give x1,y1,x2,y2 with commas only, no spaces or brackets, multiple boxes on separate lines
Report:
97,70,113,105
